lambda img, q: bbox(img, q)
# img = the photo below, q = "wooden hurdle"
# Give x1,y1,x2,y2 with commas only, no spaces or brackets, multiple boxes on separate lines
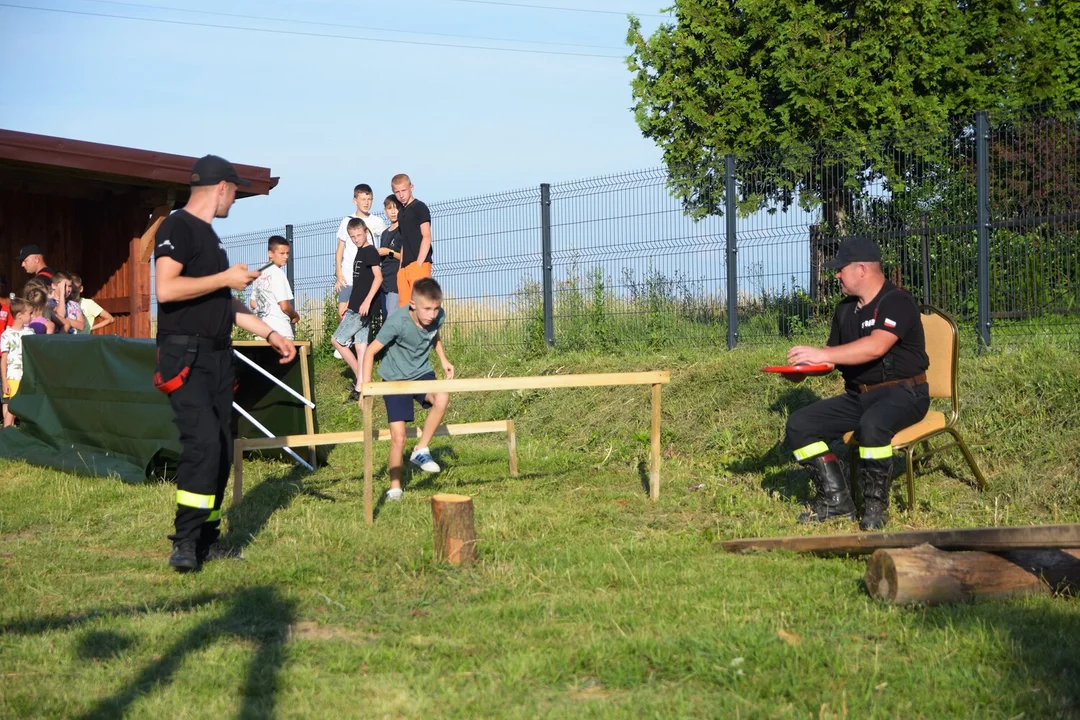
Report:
231,420,518,504
359,371,671,525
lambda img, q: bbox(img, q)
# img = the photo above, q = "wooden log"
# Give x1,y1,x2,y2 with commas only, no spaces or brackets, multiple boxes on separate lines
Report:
865,544,1080,605
431,494,477,565
717,524,1080,556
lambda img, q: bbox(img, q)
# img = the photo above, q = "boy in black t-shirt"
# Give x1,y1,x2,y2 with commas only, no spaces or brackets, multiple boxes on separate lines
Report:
391,173,433,308
377,195,403,319
331,217,382,401
782,238,930,532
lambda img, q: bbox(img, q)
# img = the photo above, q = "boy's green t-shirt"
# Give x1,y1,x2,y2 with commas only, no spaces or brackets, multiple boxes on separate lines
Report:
376,307,445,381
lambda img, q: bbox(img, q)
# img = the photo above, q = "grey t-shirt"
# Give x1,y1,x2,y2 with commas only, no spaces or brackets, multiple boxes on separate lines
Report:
375,307,445,381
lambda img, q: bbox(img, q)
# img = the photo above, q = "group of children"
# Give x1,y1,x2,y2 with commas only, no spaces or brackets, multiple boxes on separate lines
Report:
0,270,116,427
249,174,447,500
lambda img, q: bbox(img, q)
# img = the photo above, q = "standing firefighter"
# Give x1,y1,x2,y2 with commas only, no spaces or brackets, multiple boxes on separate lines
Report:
154,155,296,572
783,238,929,530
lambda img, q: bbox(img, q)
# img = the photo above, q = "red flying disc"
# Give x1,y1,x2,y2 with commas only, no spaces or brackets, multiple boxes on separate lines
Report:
761,364,833,374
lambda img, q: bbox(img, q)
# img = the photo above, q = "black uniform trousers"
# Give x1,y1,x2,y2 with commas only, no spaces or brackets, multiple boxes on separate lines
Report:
785,383,930,467
160,341,234,543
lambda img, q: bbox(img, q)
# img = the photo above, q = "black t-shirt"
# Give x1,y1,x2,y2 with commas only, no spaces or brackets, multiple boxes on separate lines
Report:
398,199,433,267
347,244,383,313
827,281,928,387
37,267,54,281
154,209,233,339
379,226,402,292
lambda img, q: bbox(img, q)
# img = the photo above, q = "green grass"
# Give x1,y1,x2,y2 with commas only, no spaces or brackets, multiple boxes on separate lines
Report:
2,338,1079,718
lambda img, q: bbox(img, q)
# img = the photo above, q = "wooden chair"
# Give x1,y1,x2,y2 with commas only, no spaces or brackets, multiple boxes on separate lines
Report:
846,304,987,510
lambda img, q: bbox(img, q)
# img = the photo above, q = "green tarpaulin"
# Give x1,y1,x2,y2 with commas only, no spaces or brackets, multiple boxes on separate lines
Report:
0,336,316,482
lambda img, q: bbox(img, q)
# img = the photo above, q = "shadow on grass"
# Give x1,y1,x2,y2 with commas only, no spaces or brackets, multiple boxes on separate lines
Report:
2,588,296,720
225,464,311,551
70,585,296,720
915,600,1080,715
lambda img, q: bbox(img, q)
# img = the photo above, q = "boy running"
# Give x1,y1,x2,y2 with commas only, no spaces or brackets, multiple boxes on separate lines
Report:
361,277,453,501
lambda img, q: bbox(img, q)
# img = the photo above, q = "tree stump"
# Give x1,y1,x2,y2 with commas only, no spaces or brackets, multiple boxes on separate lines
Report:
431,494,477,565
865,543,1080,605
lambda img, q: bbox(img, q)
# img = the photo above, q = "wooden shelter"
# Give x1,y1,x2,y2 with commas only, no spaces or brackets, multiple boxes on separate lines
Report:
0,130,278,337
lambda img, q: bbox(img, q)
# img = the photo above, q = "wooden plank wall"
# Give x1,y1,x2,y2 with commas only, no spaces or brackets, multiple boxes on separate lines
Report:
0,189,151,337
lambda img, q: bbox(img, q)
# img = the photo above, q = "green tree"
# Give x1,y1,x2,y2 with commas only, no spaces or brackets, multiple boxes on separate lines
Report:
627,0,1068,224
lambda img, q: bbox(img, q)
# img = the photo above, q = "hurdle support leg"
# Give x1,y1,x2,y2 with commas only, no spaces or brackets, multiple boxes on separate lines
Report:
507,419,519,477
233,439,245,505
363,396,374,526
650,383,662,501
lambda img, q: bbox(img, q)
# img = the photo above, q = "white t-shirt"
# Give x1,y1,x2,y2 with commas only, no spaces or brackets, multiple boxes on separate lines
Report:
336,213,387,285
251,265,295,339
1,327,33,381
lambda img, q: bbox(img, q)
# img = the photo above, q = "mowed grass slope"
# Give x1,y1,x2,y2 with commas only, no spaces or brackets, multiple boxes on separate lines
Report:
1,338,1079,718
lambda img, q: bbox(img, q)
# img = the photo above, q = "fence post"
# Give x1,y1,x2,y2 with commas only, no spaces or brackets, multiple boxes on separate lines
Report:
975,111,991,349
540,183,554,347
285,224,295,290
725,154,738,350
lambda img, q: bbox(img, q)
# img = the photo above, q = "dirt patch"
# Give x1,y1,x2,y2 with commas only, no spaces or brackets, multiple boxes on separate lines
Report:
0,530,36,543
288,621,375,644
570,681,613,701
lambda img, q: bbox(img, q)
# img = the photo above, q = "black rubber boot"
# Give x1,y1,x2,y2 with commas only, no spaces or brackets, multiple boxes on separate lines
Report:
797,452,856,524
168,538,199,572
859,464,893,531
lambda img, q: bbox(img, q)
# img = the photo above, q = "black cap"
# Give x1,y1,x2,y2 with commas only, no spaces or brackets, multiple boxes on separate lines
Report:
825,237,882,269
189,155,252,187
16,244,44,262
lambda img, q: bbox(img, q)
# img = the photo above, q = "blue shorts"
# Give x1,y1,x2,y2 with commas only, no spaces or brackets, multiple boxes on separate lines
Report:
332,310,370,347
337,286,351,304
383,371,435,423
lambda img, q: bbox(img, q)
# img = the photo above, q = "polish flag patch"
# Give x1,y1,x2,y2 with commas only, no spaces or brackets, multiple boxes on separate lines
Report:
883,318,897,328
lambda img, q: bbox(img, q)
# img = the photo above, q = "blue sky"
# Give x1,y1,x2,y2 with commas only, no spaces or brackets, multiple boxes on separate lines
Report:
0,0,670,233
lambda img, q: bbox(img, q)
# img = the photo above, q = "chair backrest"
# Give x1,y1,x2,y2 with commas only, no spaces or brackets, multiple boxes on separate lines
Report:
920,305,958,405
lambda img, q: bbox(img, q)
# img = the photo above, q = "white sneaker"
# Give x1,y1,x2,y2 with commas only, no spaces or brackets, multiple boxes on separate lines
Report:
409,448,441,473
333,349,343,359
385,487,403,501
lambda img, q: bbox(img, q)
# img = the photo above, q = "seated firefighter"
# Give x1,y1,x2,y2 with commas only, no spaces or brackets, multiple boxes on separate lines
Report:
784,237,930,530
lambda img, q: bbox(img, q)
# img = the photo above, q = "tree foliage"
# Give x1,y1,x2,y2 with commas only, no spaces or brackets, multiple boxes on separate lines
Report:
627,0,1077,221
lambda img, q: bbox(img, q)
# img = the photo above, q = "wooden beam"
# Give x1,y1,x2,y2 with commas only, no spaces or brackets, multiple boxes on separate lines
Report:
233,339,312,348
716,524,1080,557
361,371,671,397
237,421,511,451
95,295,149,315
137,195,175,263
650,383,662,501
506,419,518,477
298,344,316,467
363,397,374,526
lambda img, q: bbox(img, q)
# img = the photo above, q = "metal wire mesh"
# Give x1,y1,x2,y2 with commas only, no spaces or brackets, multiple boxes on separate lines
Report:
217,106,1078,351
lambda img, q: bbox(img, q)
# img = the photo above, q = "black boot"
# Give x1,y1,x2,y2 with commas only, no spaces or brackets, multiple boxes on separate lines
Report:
797,453,856,524
859,465,893,531
168,538,199,572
